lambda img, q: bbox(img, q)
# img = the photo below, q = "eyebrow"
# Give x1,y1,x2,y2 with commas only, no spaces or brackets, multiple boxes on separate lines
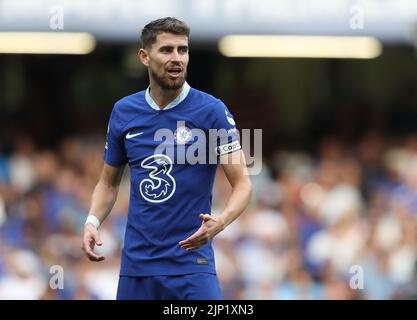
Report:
158,45,188,51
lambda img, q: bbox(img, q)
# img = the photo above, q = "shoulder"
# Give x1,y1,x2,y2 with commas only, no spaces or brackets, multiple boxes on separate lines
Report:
113,90,146,113
191,88,219,104
188,88,236,131
190,88,229,113
110,90,147,124
191,88,221,107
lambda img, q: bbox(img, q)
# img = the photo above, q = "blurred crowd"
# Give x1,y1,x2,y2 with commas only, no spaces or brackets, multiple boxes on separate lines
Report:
1,130,417,299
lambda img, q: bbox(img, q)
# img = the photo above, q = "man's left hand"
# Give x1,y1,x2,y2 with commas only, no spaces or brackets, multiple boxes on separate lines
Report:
179,214,226,251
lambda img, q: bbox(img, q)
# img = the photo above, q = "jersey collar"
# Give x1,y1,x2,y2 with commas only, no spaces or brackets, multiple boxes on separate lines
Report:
145,81,190,111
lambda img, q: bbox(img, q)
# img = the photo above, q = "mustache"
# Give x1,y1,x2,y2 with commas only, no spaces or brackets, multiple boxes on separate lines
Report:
166,62,183,68
150,69,187,90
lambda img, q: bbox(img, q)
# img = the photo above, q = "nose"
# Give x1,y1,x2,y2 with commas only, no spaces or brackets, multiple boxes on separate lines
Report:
170,49,180,62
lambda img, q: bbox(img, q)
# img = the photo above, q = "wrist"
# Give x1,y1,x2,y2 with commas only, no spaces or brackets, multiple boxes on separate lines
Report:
217,214,228,231
85,215,100,230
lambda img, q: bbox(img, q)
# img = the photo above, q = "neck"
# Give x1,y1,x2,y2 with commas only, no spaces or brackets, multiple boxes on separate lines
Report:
149,78,184,110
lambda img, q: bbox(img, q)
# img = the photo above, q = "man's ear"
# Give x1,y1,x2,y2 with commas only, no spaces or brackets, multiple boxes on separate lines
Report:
138,48,149,67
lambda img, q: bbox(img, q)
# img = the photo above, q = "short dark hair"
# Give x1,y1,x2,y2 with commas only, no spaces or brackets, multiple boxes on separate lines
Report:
140,17,190,49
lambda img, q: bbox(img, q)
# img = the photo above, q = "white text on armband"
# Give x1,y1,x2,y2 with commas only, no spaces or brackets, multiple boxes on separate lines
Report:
216,140,241,156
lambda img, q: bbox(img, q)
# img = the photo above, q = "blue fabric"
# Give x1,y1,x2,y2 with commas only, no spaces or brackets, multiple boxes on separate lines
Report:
116,273,223,300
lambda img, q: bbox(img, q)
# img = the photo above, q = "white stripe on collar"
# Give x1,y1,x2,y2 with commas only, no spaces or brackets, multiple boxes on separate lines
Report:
145,81,190,111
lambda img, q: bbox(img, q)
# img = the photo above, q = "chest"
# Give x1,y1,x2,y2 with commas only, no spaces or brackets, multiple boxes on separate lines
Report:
123,113,211,166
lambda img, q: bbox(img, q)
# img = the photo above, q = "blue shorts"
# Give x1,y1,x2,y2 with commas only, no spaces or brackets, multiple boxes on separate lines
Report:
116,273,223,300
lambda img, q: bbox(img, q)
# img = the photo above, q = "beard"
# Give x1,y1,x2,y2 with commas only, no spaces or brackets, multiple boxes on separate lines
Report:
150,69,187,91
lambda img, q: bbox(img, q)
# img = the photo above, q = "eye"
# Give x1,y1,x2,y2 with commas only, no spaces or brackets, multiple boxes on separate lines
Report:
179,47,188,54
160,47,171,53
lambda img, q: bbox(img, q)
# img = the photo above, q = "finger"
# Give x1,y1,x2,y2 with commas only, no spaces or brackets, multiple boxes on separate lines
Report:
180,234,207,247
181,238,208,249
83,238,105,261
179,234,204,246
181,245,199,251
181,241,207,250
179,228,205,245
92,231,103,246
85,247,105,261
181,241,207,251
94,236,103,246
184,246,199,251
82,238,91,253
85,223,103,246
88,254,105,262
83,241,96,257
199,213,212,222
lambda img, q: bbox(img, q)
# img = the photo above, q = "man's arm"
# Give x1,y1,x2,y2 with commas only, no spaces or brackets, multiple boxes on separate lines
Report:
179,150,252,250
82,162,125,261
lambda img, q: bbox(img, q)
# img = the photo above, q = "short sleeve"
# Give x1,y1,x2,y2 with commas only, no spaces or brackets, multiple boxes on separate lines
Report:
209,100,241,156
103,106,127,166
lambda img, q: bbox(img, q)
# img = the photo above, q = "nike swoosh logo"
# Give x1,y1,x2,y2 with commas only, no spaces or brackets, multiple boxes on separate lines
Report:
126,131,144,139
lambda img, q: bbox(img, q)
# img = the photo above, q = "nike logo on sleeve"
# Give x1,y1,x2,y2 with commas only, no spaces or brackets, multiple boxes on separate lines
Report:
126,131,144,139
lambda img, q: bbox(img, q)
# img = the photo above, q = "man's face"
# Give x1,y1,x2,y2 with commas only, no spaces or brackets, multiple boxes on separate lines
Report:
142,32,189,91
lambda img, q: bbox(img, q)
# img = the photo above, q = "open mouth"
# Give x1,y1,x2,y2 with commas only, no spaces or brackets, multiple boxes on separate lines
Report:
167,67,182,77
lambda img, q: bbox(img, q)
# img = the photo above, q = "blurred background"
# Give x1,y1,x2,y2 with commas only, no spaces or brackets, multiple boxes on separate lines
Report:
1,0,417,299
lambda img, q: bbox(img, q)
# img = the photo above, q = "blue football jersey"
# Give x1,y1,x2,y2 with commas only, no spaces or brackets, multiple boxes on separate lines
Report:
104,82,240,276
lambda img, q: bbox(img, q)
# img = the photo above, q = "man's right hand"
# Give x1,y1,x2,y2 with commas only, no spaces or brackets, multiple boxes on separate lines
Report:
82,223,105,262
